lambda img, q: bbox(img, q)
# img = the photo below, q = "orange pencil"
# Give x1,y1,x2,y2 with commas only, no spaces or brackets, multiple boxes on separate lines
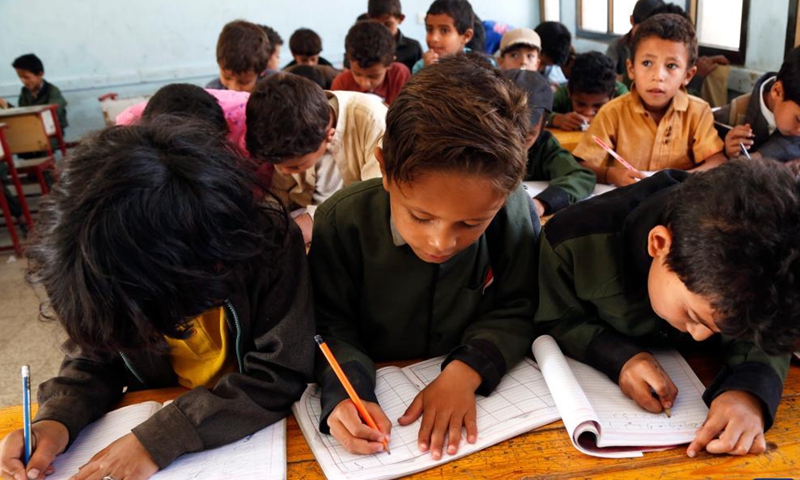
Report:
315,335,391,454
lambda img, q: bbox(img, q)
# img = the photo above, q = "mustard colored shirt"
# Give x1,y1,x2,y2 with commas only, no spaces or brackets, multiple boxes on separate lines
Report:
573,87,724,171
165,306,237,389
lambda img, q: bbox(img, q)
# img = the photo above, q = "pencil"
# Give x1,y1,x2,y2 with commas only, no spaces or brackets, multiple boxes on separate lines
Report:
714,120,733,130
314,335,391,454
592,135,642,175
714,121,752,158
21,365,32,465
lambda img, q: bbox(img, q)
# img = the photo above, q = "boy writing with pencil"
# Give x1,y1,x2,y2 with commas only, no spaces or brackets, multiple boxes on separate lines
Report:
309,54,539,459
573,13,725,187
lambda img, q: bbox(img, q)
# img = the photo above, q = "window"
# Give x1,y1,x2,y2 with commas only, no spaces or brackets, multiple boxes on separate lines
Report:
541,0,561,22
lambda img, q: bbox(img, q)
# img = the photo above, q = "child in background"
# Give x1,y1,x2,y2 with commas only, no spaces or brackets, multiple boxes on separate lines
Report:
412,0,476,74
310,54,538,459
536,159,800,457
505,69,595,216
607,0,664,87
0,54,68,130
549,51,628,131
368,0,423,71
284,28,334,68
206,20,270,92
496,28,541,71
534,21,572,87
0,118,314,480
261,25,284,74
332,21,411,105
573,13,725,186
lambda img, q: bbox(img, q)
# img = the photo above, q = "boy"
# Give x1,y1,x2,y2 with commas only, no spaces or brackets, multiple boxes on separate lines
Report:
310,54,538,459
535,158,800,457
0,54,68,130
261,25,284,74
367,0,423,72
716,46,800,162
573,13,725,186
331,21,411,105
607,0,664,86
412,0,476,74
549,51,628,131
505,69,595,215
497,28,541,71
206,20,270,92
245,73,387,243
534,21,572,87
283,28,334,69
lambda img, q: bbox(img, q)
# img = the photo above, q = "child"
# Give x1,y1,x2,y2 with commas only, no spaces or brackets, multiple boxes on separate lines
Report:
0,118,314,480
206,20,270,92
261,25,284,74
367,0,423,72
716,46,800,162
283,28,334,68
0,54,68,130
331,21,411,105
309,54,539,459
573,13,725,186
549,51,628,131
496,28,541,71
411,0,476,74
245,73,387,244
534,21,572,87
504,69,596,216
607,0,664,86
535,158,800,457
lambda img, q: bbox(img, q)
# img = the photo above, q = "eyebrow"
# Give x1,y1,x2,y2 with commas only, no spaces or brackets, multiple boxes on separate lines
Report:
410,207,494,223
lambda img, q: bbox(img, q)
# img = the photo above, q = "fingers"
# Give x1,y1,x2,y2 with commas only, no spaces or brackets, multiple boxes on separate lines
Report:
398,393,424,426
329,401,389,455
687,415,726,457
464,405,478,444
366,402,393,439
0,430,27,480
446,414,463,456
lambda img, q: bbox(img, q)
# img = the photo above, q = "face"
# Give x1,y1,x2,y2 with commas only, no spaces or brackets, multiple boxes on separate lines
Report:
524,116,545,150
770,81,800,137
219,68,259,92
275,119,335,175
500,47,540,71
15,69,43,93
349,60,389,93
627,37,696,114
425,14,473,57
294,54,319,66
646,225,721,341
268,44,282,71
570,91,612,120
372,13,403,37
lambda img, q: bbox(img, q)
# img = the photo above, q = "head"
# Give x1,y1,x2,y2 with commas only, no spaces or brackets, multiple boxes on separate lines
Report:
631,0,666,33
769,47,800,137
246,73,334,173
567,52,617,120
379,54,528,264
503,69,552,149
646,158,800,354
261,25,284,71
345,21,396,93
628,13,697,113
498,28,541,71
425,0,475,57
215,20,270,92
141,84,228,136
289,28,323,65
466,14,485,52
12,54,45,93
534,21,572,67
368,0,405,36
26,117,288,355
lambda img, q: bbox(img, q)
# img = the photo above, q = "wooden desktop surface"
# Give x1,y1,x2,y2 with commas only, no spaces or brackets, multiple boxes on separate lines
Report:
1,356,798,479
0,105,56,118
546,127,586,152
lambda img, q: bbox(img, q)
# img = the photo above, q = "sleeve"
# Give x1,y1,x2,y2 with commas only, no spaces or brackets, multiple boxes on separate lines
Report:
572,107,617,168
132,221,315,468
357,104,387,180
412,58,425,75
552,86,572,114
115,102,148,126
330,72,347,91
691,103,725,163
534,136,596,213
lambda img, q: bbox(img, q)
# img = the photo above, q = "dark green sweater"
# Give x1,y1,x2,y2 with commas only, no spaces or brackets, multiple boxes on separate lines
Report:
309,178,540,432
18,80,68,129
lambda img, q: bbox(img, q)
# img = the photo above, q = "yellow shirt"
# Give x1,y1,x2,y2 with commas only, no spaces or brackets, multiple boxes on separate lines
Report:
573,88,724,171
165,306,237,389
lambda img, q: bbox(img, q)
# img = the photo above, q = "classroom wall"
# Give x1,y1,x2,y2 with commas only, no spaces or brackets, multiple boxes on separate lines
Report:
0,0,537,141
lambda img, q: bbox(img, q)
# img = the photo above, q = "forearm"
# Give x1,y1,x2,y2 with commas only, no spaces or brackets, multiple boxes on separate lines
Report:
690,151,726,171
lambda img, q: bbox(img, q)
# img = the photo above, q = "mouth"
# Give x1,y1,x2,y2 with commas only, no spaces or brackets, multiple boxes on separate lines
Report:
421,251,454,263
647,89,666,95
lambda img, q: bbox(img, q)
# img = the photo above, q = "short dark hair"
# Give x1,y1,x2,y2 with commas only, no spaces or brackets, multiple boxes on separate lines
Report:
778,46,800,105
534,22,572,66
289,28,323,56
382,54,528,195
368,0,403,18
426,0,475,35
466,14,485,52
260,24,284,57
26,117,288,354
631,13,698,67
142,84,228,135
246,73,331,163
632,0,665,24
12,54,44,75
346,21,396,68
216,20,271,74
568,52,617,97
663,158,800,355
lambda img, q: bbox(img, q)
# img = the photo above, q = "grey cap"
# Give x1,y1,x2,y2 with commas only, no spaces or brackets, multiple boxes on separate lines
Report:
503,69,553,127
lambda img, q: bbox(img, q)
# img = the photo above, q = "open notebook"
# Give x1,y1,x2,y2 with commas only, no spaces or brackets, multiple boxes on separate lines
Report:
532,335,709,458
48,401,286,480
292,356,561,480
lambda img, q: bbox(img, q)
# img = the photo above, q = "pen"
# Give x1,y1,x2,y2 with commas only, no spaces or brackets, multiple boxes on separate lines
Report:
714,120,733,130
715,121,753,158
21,365,32,465
592,135,642,175
314,335,391,454
650,388,672,418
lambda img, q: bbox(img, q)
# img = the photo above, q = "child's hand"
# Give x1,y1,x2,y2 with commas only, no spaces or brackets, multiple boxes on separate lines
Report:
328,399,392,455
294,213,313,246
423,50,440,67
552,112,589,131
687,390,766,457
0,98,8,109
69,433,158,480
605,166,645,186
1,420,68,480
397,360,481,460
533,199,546,217
724,124,754,158
618,352,678,414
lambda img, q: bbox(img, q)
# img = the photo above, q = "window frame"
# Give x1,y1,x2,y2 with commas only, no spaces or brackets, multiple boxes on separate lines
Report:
689,0,750,65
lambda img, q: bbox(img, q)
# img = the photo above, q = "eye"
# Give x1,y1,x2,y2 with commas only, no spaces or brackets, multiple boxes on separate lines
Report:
667,63,678,69
409,212,430,224
426,26,433,33
642,60,652,67
460,222,482,229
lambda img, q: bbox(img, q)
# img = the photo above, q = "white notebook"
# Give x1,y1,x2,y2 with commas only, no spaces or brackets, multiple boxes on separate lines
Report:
292,356,561,480
48,401,286,479
532,335,709,458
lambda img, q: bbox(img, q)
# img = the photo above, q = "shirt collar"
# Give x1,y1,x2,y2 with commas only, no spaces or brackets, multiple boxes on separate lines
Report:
395,30,409,47
621,188,671,297
390,215,407,246
759,76,778,134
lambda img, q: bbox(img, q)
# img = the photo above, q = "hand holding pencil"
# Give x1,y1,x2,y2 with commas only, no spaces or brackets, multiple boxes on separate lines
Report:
592,136,646,186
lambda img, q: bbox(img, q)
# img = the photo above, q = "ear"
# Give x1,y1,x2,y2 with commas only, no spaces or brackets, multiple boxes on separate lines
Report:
683,65,697,86
647,225,673,260
398,14,406,24
375,147,390,191
462,28,474,45
630,15,635,27
772,80,785,102
626,57,635,82
324,126,336,144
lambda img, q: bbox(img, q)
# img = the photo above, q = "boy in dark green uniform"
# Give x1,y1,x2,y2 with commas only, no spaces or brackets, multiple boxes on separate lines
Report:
504,69,595,216
309,54,539,460
535,159,800,457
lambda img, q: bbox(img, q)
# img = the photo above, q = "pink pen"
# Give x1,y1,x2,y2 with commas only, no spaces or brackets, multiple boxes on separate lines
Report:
592,135,643,175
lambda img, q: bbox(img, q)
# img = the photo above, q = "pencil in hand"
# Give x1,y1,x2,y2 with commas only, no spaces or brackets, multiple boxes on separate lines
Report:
592,135,643,175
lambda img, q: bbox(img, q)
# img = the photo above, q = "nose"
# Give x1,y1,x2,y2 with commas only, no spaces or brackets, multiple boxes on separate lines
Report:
428,225,457,254
687,323,714,342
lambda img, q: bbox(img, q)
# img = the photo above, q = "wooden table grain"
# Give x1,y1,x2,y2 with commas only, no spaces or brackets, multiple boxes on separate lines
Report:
546,128,586,152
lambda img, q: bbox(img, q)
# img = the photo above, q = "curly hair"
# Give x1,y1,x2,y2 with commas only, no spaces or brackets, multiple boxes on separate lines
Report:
663,158,800,355
345,21,396,68
289,28,323,56
216,20,271,74
568,52,618,97
26,117,288,355
427,0,475,35
534,22,572,66
631,13,698,67
142,83,228,135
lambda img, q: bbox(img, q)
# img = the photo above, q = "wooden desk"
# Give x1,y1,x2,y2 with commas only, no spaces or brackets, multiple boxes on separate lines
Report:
0,105,67,157
2,358,799,479
546,127,586,152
